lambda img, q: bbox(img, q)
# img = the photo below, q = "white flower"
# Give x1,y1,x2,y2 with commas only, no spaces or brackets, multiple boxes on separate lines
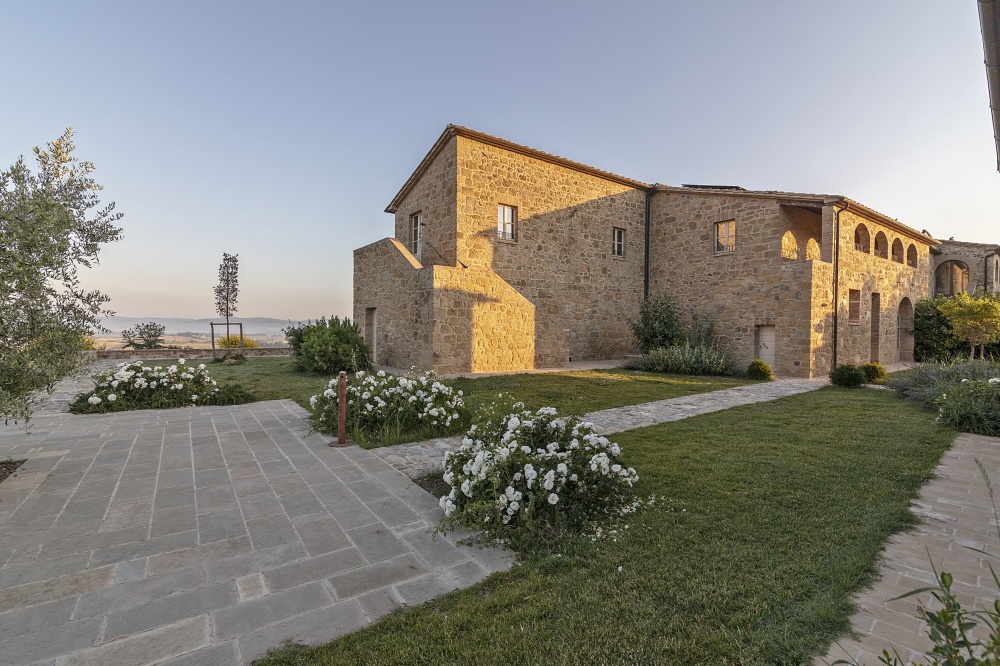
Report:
179,358,186,364
198,364,206,370
88,396,102,405
191,395,198,401
990,378,1000,384
107,394,117,402
310,396,318,407
548,493,559,505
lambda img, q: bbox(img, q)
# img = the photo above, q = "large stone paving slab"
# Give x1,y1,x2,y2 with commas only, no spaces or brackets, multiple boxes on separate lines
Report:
0,400,513,665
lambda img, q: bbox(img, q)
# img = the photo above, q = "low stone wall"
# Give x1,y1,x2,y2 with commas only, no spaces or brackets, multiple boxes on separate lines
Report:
88,347,292,361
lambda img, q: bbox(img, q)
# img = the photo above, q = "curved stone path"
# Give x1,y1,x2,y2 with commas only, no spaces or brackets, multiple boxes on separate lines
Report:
372,378,828,479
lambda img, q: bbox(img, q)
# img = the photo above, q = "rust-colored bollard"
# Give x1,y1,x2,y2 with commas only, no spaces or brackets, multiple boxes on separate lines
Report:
336,371,348,446
329,371,350,447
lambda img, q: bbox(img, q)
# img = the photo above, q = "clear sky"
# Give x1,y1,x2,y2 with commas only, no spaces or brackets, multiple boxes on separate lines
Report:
2,1,997,320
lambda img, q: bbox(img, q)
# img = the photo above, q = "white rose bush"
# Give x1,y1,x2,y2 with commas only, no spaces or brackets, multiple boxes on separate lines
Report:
309,369,465,447
70,360,254,413
438,399,640,550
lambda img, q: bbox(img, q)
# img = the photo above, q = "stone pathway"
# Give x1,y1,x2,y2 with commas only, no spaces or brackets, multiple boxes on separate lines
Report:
0,401,512,665
373,378,828,479
817,432,1000,665
29,361,120,417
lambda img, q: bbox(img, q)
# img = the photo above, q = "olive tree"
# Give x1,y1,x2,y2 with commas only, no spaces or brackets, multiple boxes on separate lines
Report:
0,129,123,424
938,292,1000,360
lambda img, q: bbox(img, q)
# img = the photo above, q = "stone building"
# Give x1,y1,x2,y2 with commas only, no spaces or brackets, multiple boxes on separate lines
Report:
931,239,1000,297
354,125,944,377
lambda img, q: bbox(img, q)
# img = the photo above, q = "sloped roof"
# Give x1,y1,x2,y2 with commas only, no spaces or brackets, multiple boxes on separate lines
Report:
654,184,938,245
384,125,937,245
980,0,1000,171
385,125,651,213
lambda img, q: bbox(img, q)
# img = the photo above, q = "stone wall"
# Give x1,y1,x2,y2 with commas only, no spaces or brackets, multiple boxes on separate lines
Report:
89,347,291,361
932,239,1000,296
836,209,932,366
392,137,458,267
647,190,821,377
353,238,435,370
430,266,535,373
453,136,647,365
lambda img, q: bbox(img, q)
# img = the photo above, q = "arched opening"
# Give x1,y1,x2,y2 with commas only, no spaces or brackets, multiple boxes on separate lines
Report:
897,297,914,362
906,244,917,268
874,232,888,259
935,260,969,296
805,238,821,261
780,230,798,260
854,224,870,253
891,239,904,264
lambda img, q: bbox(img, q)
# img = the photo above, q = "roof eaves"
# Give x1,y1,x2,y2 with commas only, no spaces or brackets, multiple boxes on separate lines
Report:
386,125,652,213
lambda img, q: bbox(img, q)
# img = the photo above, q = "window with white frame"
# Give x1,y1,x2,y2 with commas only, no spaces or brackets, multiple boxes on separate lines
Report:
612,227,625,258
410,213,422,258
497,204,517,242
715,220,736,254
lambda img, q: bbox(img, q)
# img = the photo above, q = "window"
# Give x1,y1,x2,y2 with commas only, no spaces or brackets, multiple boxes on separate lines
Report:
410,213,422,258
874,232,888,259
906,244,917,268
612,227,625,258
498,205,517,242
715,220,736,254
848,289,861,324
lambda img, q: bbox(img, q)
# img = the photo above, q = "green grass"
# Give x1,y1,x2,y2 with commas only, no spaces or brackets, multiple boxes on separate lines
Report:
452,369,755,417
256,387,954,665
141,357,333,409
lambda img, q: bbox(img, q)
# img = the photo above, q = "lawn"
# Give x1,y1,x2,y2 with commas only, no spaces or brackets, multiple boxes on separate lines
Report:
450,368,754,416
170,359,753,438
160,357,332,408
256,387,954,665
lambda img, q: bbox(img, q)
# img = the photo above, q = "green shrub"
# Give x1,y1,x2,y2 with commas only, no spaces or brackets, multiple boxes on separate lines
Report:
914,297,966,362
69,360,255,413
283,321,310,356
829,364,866,388
745,359,774,381
630,295,687,353
889,359,1000,407
623,343,729,376
290,317,371,375
935,379,1000,437
439,403,639,553
859,361,886,384
310,369,464,447
889,360,1000,436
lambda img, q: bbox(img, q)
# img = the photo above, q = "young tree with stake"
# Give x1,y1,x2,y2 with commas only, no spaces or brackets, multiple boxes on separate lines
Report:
215,253,239,354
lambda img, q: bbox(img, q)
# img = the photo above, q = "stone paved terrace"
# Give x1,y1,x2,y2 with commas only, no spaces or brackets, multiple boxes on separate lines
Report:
373,378,829,480
0,400,512,665
818,432,1000,665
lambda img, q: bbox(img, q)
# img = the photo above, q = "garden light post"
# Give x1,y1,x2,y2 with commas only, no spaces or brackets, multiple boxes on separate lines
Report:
336,371,347,446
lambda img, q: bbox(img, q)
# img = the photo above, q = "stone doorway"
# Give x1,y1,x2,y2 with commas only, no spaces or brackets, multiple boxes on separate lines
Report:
870,293,880,362
756,325,776,368
897,298,914,363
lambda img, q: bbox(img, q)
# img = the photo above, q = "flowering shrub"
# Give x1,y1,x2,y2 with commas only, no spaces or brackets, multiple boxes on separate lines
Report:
309,369,465,447
69,359,255,413
890,360,1000,436
934,377,1000,436
438,402,639,550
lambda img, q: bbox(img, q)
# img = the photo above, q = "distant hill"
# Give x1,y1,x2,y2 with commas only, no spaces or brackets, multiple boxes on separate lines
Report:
99,317,298,336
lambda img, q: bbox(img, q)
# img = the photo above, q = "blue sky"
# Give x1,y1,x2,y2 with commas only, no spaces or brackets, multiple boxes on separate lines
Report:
1,1,996,319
